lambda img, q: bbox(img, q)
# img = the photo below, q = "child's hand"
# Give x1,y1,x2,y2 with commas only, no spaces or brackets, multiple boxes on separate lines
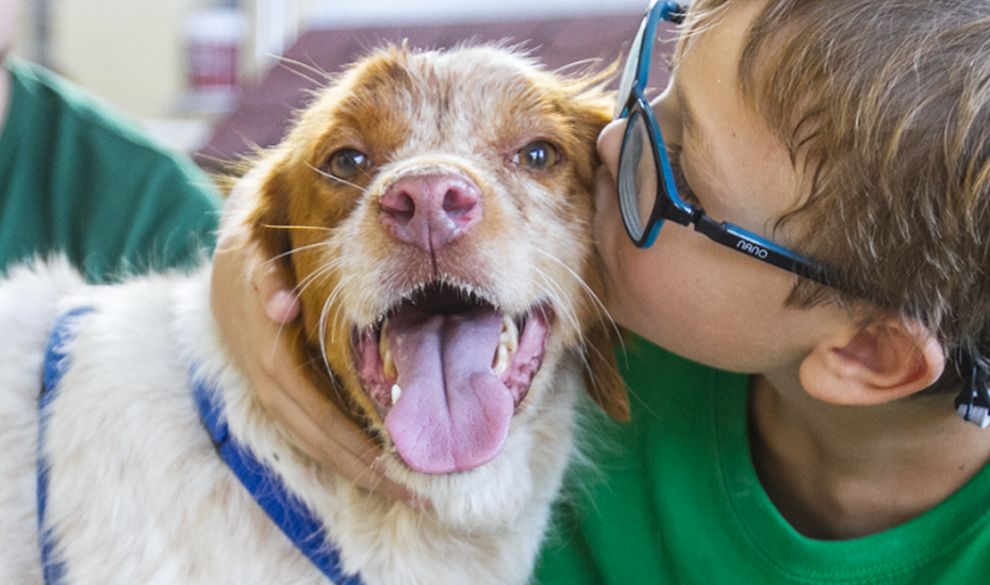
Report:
209,168,421,508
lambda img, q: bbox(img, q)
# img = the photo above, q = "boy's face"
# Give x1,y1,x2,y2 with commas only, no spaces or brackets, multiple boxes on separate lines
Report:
595,0,849,374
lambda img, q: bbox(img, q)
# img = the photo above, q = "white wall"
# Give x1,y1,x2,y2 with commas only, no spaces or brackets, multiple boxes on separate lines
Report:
9,0,650,150
52,0,202,120
307,0,645,29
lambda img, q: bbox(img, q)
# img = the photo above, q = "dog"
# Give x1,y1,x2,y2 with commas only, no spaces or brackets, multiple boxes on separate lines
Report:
0,44,626,584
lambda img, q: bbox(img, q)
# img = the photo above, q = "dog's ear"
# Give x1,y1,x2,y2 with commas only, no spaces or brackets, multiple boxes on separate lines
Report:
582,321,630,421
568,71,628,421
555,74,628,421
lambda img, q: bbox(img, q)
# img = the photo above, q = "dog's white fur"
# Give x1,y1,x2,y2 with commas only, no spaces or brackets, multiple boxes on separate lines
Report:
0,46,620,584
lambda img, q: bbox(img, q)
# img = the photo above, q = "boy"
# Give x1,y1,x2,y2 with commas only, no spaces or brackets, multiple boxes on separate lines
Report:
536,0,990,582
213,0,990,580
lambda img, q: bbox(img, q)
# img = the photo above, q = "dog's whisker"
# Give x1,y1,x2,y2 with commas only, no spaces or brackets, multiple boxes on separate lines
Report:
294,261,342,295
531,247,621,342
317,274,358,385
263,241,334,268
576,340,621,401
307,163,372,194
531,262,579,324
528,276,624,406
317,271,356,346
318,296,335,382
265,249,343,369
532,250,629,367
260,223,334,232
275,55,333,89
316,290,356,398
532,266,581,337
330,296,349,345
292,256,345,296
285,258,348,393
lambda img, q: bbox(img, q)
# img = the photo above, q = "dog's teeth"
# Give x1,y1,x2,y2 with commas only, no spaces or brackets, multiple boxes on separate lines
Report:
391,384,402,405
383,349,397,379
379,318,390,357
380,318,397,378
492,315,518,375
493,343,510,375
500,314,518,353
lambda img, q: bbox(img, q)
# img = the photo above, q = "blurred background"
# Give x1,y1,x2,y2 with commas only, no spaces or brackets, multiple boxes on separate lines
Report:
9,0,674,171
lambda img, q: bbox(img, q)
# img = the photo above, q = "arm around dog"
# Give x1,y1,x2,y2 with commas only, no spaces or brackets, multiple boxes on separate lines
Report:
210,169,419,507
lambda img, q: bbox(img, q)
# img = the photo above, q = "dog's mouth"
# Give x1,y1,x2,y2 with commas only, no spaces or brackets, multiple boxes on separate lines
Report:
352,281,553,475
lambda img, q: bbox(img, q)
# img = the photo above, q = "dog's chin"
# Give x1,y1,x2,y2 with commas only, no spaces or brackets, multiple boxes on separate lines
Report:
350,281,554,476
378,423,545,530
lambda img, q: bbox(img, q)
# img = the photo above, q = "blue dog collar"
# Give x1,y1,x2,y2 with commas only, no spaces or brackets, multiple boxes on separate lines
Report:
38,306,95,585
38,306,362,584
193,369,364,584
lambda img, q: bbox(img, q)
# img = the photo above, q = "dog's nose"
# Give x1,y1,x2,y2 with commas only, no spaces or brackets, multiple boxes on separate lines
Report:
379,173,482,251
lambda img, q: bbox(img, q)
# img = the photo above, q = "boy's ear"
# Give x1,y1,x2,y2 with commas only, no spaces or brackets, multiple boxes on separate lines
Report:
799,315,946,406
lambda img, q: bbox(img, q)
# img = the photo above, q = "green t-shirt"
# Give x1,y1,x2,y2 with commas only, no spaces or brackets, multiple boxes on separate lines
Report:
536,337,990,584
0,57,221,281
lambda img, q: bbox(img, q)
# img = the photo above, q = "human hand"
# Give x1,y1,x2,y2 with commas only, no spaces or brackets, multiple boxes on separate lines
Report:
210,164,421,507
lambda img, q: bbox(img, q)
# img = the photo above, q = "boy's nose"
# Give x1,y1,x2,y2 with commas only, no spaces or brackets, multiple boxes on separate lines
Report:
598,118,627,180
379,173,482,252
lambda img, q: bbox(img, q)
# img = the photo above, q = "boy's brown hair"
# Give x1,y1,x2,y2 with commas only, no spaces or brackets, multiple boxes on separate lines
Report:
681,0,990,384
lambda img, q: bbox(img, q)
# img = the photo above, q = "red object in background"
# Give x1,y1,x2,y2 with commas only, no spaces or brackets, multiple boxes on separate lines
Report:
185,8,245,96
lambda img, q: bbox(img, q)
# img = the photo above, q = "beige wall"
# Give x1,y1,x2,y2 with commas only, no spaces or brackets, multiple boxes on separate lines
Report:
51,0,203,120
10,0,616,128
11,0,329,122
10,0,282,149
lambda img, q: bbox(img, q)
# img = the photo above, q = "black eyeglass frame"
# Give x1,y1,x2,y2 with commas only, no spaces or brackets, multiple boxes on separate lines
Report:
614,0,833,286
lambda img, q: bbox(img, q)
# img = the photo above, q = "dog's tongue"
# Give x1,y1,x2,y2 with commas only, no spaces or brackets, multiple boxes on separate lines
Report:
383,305,513,474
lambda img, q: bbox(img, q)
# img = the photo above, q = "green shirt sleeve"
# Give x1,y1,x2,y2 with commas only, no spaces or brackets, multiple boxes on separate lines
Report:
0,57,221,282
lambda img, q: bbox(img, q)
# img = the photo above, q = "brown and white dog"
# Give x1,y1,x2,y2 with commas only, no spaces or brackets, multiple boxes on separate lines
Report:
0,45,626,584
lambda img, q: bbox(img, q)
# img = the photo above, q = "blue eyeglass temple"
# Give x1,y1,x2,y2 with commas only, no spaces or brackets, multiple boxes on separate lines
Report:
616,0,835,288
659,1,687,25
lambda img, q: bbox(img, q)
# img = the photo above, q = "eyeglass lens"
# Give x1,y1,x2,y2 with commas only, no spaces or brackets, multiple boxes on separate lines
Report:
615,16,649,119
619,111,661,243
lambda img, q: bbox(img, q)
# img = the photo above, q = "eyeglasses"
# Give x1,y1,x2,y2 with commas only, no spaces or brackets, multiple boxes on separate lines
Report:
614,0,833,286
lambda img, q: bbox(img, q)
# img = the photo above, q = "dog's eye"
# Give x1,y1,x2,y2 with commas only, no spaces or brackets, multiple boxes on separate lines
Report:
515,141,559,171
326,148,371,180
